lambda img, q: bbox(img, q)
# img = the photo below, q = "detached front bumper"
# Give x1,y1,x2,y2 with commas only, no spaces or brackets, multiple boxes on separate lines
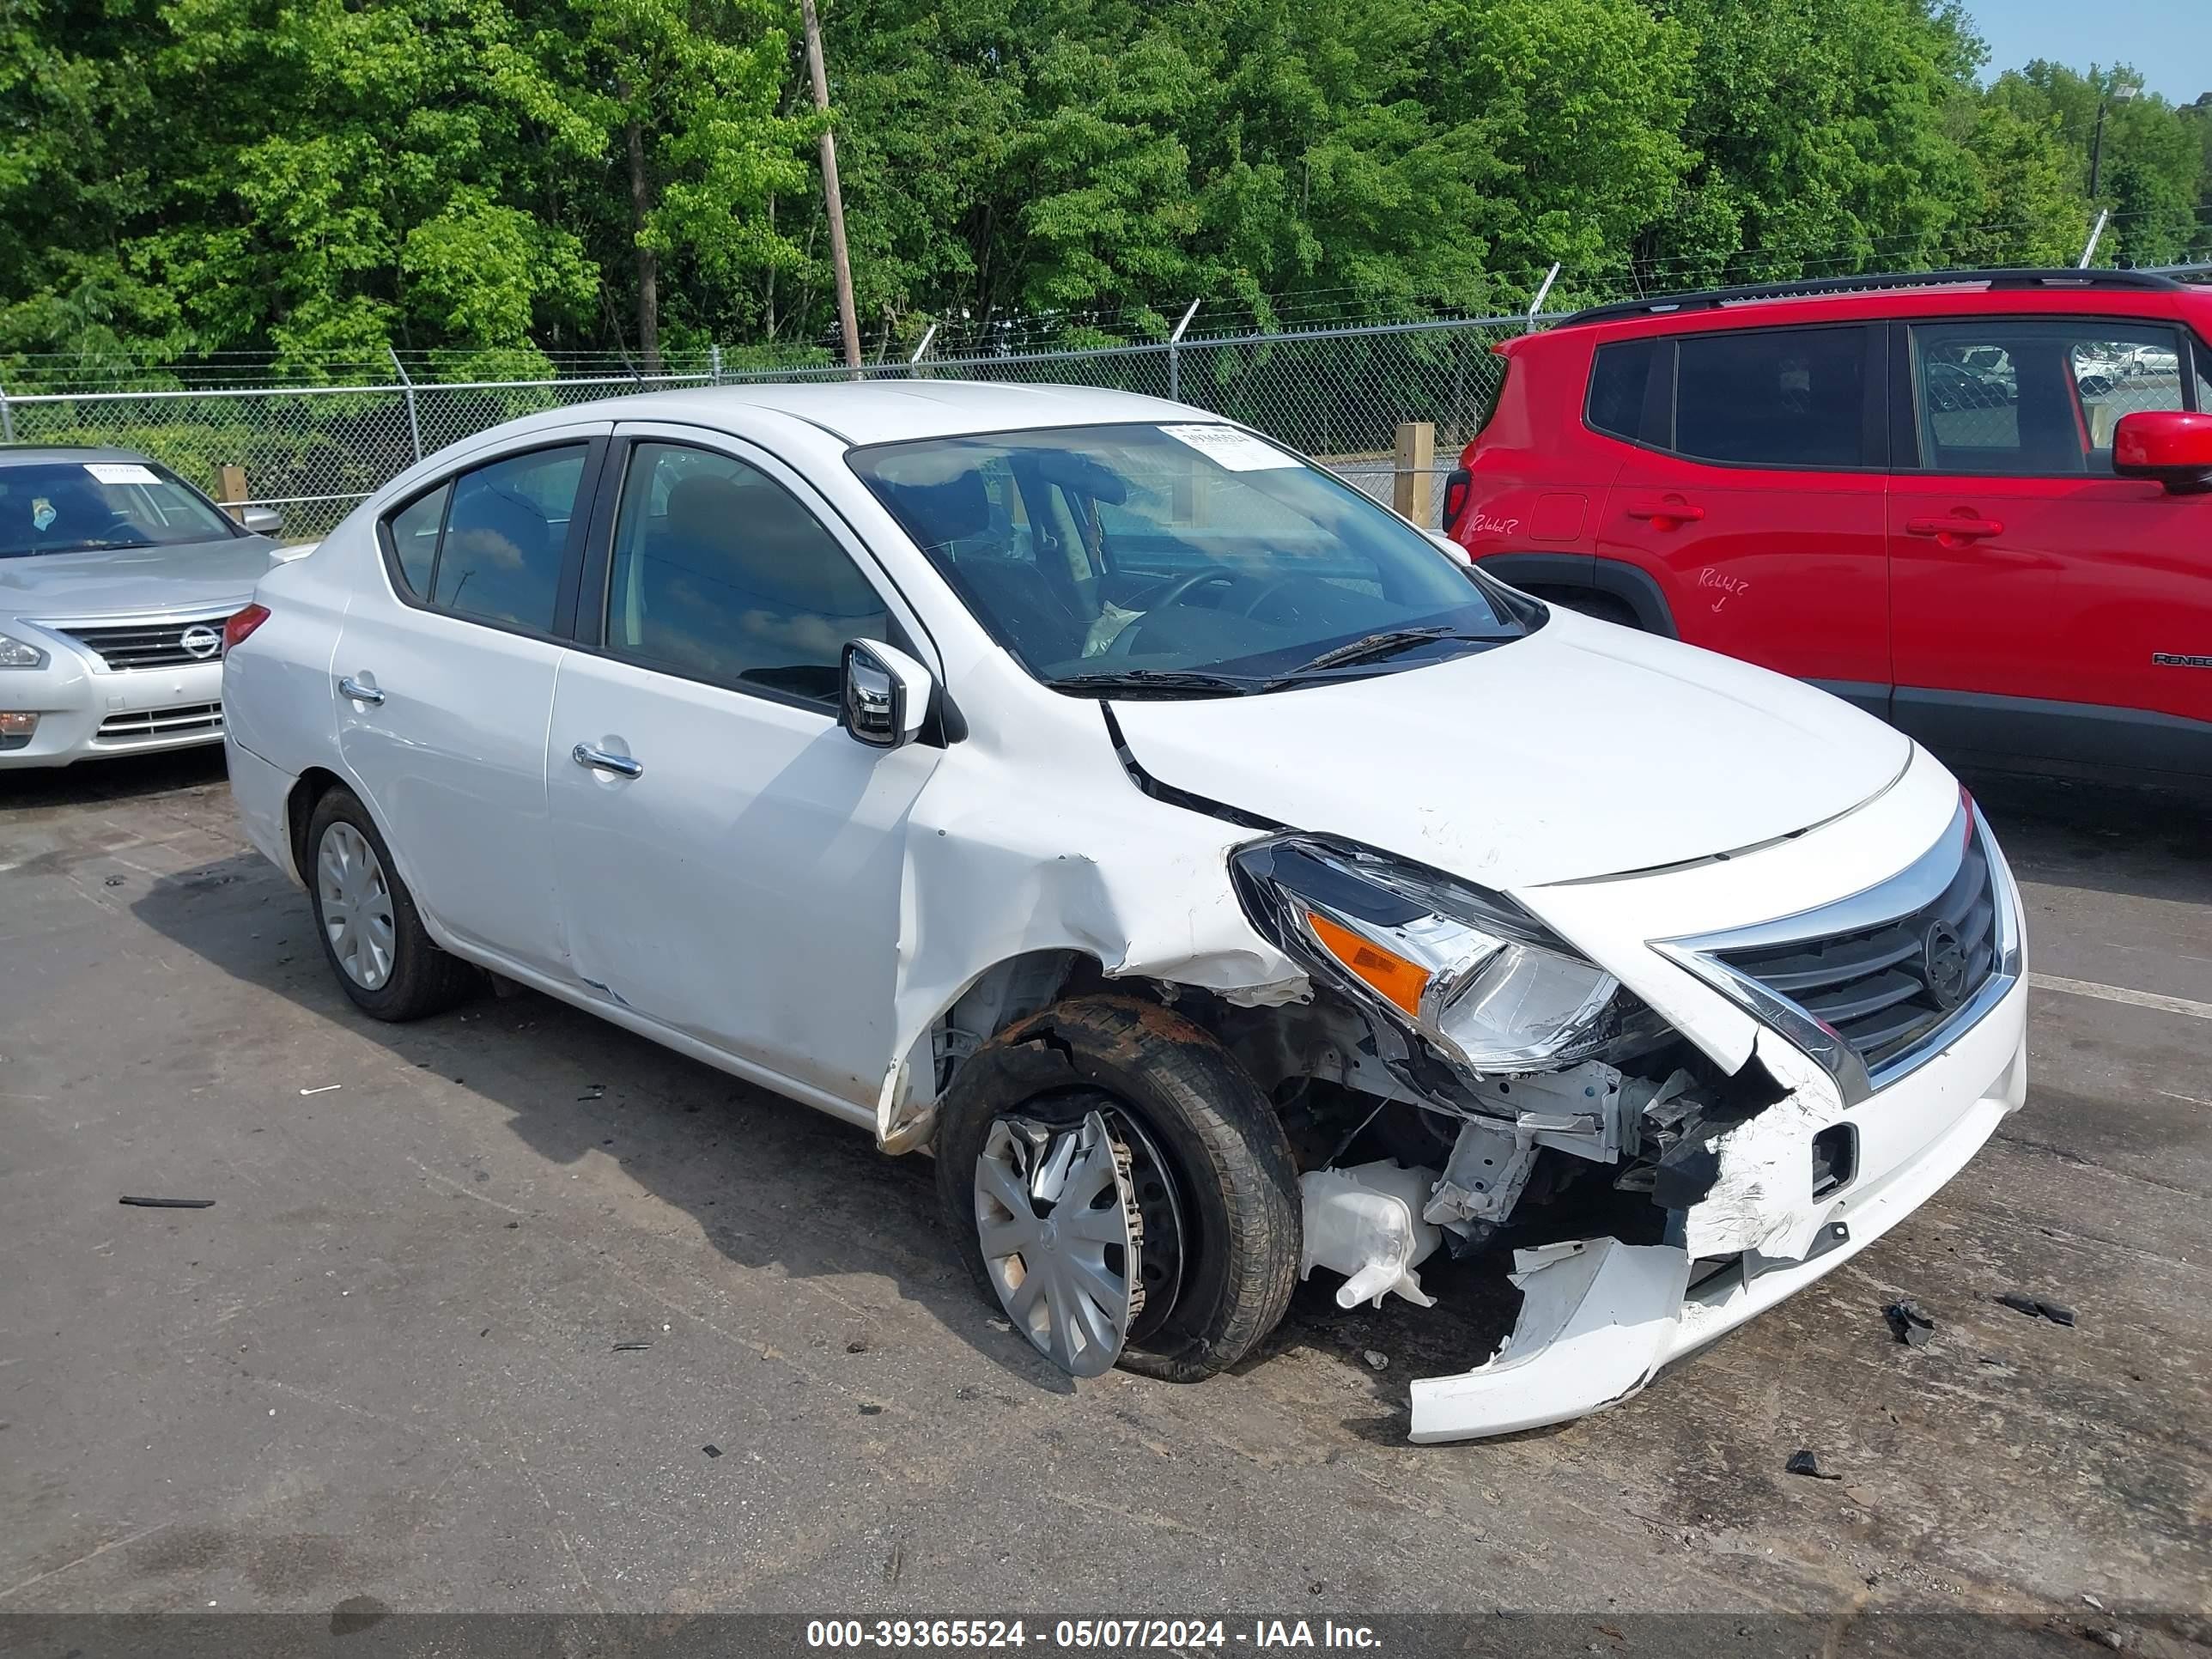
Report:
1408,971,2027,1442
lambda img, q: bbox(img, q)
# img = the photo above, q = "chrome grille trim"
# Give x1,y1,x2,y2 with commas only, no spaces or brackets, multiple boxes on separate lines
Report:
46,615,234,671
94,702,225,743
1656,798,2022,1106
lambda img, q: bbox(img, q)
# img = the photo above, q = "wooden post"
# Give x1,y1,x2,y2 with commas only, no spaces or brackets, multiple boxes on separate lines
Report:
1393,421,1434,525
801,0,863,376
217,465,250,524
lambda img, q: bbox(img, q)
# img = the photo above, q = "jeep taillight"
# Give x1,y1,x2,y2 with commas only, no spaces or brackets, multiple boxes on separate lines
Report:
1441,468,1472,532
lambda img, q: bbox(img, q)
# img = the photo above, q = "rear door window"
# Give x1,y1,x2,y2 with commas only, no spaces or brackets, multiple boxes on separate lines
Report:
377,445,588,634
1673,326,1872,468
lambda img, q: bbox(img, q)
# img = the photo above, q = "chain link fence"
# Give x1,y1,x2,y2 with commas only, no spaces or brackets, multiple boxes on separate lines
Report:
0,316,1517,538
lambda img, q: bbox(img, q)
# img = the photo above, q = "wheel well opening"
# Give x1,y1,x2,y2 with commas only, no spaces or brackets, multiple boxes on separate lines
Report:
287,766,346,876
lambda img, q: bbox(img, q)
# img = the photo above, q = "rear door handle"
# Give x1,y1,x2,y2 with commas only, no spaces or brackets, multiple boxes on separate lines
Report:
337,676,385,706
1905,516,2005,541
1625,498,1705,526
572,742,643,780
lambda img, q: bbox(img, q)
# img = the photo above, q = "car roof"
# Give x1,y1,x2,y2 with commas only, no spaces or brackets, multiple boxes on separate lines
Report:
495,380,1208,447
0,444,161,467
1558,267,2196,329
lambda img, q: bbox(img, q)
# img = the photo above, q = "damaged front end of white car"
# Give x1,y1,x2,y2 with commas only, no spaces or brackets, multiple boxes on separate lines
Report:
1194,787,2027,1443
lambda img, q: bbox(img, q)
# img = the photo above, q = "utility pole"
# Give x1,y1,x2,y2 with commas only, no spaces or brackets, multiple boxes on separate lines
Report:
801,0,862,376
2087,78,2139,201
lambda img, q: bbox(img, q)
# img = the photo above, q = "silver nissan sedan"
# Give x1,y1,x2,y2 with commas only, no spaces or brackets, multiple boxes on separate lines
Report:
0,445,293,767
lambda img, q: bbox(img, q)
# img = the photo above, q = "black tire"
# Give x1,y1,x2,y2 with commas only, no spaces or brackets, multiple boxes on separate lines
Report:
304,784,480,1021
934,994,1301,1382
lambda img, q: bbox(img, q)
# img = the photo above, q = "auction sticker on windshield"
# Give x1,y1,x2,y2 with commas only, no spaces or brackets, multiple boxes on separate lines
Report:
84,463,161,485
1158,423,1299,471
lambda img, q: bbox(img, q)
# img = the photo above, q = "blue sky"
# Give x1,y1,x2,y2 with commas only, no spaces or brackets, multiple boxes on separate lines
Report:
1968,0,2210,104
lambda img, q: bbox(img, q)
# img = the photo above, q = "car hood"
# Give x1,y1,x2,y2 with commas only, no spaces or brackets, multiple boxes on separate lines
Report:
2,537,276,622
1108,615,1913,890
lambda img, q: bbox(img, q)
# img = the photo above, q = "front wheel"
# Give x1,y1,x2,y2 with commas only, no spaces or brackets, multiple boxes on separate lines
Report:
305,785,479,1021
935,996,1302,1382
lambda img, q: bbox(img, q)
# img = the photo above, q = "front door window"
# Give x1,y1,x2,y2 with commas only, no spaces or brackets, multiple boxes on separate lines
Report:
1908,319,2193,476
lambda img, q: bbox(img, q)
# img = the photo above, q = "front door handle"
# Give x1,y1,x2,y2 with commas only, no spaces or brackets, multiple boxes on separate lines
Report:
1625,497,1706,526
572,742,643,780
337,676,385,706
1905,516,2005,542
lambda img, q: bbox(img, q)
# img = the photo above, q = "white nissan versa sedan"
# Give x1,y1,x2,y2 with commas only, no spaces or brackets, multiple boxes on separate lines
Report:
222,383,2027,1441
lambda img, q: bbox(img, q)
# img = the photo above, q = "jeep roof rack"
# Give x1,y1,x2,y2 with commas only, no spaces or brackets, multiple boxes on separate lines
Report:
1563,267,2187,326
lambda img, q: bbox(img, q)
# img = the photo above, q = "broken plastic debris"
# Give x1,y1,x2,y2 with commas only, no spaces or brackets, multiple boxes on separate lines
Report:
1882,1298,1936,1346
702,1444,722,1458
1785,1449,1843,1481
118,1196,215,1209
611,1342,651,1352
1996,1291,2076,1327
1408,1237,1691,1443
299,1085,342,1097
1297,1160,1440,1310
1363,1350,1389,1371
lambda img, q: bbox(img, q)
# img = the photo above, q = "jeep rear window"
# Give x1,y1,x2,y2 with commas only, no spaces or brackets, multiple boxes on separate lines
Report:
1587,340,1655,441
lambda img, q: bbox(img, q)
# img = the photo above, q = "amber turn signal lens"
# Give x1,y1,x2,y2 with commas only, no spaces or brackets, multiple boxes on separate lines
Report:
1305,911,1429,1018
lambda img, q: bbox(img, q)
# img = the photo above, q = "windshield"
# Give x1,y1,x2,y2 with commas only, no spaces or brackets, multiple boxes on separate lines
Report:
0,459,242,559
848,422,1527,695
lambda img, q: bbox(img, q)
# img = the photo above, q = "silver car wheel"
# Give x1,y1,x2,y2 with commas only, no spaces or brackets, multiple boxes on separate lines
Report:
974,1109,1141,1377
317,821,397,991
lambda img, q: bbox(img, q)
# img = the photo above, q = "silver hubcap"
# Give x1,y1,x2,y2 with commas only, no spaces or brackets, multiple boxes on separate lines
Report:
975,1110,1141,1377
318,821,397,990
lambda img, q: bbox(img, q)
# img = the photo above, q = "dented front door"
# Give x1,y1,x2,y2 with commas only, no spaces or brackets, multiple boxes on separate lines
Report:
543,423,941,1109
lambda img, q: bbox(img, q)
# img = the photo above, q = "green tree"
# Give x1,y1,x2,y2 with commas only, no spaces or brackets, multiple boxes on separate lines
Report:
1645,0,1982,286
1986,62,2205,264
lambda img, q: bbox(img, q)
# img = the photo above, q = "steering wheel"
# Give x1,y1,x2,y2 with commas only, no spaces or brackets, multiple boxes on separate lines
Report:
1234,575,1304,619
1141,568,1242,611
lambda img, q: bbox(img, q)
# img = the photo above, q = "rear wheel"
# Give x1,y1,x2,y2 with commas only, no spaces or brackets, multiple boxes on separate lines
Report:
936,995,1301,1382
305,785,479,1021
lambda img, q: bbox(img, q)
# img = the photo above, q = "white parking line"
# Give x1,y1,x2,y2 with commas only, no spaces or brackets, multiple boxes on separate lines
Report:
2029,972,2212,1023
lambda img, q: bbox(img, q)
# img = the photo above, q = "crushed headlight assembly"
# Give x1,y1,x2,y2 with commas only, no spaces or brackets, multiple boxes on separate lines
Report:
1231,836,1620,1074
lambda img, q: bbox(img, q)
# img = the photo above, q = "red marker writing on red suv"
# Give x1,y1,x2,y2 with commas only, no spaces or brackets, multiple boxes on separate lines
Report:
1443,268,2212,787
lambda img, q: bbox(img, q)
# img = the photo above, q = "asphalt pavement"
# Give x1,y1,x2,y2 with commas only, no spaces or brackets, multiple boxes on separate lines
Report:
1,753,2205,1650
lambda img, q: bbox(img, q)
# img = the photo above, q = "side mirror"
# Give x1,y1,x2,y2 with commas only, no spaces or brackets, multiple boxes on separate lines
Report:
841,639,933,750
2114,410,2212,494
240,504,284,538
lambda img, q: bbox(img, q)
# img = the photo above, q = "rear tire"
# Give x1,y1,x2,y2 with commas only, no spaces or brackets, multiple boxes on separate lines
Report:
935,995,1301,1382
305,785,479,1021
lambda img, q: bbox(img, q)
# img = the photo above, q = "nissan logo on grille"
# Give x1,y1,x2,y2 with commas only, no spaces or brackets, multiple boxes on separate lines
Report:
179,625,222,660
1921,919,1970,1012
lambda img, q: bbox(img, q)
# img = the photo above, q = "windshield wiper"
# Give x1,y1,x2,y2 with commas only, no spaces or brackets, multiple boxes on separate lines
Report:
1275,625,1505,679
1052,668,1263,699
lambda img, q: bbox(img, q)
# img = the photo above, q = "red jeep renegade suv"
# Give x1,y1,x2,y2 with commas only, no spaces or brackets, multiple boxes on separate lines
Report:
1443,268,2212,786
